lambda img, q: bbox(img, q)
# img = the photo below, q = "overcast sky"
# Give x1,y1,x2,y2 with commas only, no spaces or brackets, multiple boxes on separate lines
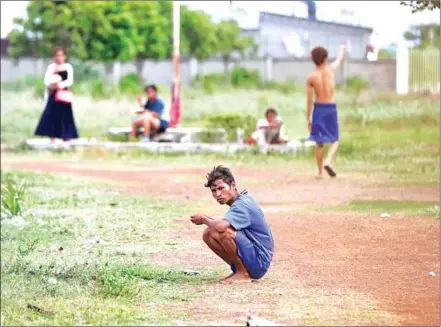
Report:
1,1,440,48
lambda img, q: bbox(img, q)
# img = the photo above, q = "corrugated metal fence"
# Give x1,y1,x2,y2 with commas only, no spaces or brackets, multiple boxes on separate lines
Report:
409,48,440,94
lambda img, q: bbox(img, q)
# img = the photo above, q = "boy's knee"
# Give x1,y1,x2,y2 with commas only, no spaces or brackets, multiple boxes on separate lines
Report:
219,227,236,241
202,227,215,244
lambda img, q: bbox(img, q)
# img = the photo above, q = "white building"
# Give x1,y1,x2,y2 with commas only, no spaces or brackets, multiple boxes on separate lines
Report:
243,11,373,60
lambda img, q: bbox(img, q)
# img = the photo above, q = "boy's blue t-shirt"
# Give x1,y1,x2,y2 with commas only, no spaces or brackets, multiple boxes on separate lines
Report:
144,98,165,117
224,191,274,265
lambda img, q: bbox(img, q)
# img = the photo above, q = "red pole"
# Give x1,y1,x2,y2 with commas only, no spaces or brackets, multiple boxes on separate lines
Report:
170,1,181,128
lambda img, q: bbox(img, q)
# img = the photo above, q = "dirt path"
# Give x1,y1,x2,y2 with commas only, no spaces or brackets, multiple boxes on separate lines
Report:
2,158,440,326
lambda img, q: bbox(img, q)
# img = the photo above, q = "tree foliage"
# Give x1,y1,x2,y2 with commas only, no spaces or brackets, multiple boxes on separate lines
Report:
400,1,440,13
215,20,257,83
126,1,171,60
215,20,256,62
71,1,142,64
181,7,218,61
404,24,440,48
8,1,77,59
7,0,258,75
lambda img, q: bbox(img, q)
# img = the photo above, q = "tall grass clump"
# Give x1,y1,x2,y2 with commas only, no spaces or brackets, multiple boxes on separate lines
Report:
1,179,27,218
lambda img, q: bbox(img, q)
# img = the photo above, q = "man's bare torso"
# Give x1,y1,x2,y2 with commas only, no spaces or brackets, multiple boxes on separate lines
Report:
307,67,336,103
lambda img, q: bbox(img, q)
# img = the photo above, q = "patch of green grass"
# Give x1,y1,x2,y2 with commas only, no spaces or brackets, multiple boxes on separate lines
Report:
1,170,219,326
325,200,440,218
338,99,439,185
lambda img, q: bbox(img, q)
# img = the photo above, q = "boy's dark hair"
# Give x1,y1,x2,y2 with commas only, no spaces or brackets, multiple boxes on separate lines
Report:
145,84,157,92
265,107,278,117
310,46,328,66
205,166,235,188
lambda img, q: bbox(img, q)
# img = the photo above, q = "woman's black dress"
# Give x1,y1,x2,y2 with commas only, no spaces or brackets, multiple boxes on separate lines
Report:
35,70,79,140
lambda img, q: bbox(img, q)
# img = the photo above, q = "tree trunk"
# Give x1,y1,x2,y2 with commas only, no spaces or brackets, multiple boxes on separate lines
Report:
223,58,230,86
104,63,113,92
189,57,198,87
135,58,145,84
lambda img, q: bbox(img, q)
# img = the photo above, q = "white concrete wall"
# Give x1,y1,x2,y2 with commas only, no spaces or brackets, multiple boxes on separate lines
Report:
0,56,397,90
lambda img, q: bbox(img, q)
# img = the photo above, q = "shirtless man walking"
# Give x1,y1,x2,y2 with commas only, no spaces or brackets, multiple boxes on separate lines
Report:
307,45,346,178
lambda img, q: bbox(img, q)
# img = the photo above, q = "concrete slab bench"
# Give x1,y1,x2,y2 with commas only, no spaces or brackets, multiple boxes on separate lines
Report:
22,138,315,154
107,126,229,143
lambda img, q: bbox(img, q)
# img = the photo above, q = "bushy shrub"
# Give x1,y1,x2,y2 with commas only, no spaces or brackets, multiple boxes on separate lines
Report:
193,73,225,94
90,79,108,100
263,79,303,94
345,76,370,105
346,76,369,93
33,79,46,99
2,76,41,92
194,67,262,92
230,66,261,88
119,72,142,96
202,113,257,142
71,63,101,83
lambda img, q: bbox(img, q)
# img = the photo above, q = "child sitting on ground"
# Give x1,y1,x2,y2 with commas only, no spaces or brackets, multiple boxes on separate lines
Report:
251,107,288,153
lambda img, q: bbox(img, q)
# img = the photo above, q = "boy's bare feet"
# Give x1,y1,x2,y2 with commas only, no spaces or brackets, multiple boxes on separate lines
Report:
222,272,235,281
222,273,251,284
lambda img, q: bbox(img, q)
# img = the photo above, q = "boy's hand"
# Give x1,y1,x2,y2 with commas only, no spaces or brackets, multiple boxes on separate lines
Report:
307,119,312,133
136,96,143,106
190,214,205,225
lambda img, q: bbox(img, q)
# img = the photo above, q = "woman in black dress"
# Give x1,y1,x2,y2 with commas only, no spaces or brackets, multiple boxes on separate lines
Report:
35,47,79,143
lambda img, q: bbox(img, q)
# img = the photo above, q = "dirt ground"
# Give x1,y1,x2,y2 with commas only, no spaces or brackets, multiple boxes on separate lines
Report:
2,157,440,326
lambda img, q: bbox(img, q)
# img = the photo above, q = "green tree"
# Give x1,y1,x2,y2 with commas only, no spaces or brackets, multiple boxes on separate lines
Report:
404,24,440,49
400,1,440,13
8,1,77,60
181,7,218,62
215,20,257,85
126,1,171,81
71,1,143,82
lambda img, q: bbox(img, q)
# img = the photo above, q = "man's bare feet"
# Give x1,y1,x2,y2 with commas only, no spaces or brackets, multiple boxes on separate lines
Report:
222,273,251,284
222,272,235,281
315,175,323,180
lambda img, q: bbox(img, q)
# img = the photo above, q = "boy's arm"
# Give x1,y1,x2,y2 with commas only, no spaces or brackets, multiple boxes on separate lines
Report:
203,216,231,232
136,96,143,107
190,214,231,232
306,75,314,131
330,45,346,70
269,120,282,129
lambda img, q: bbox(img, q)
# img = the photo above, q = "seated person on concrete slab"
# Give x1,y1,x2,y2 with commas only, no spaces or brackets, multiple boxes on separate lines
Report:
251,107,288,147
190,166,274,283
130,84,169,142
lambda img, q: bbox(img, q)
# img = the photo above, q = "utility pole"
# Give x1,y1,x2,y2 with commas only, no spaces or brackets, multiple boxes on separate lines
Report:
170,0,181,128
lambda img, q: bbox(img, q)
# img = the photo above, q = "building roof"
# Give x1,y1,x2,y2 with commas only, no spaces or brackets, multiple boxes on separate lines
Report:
259,11,373,33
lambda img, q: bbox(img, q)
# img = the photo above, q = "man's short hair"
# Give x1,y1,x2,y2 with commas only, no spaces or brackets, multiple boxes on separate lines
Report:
205,166,235,188
265,107,278,117
310,47,328,66
145,84,158,92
